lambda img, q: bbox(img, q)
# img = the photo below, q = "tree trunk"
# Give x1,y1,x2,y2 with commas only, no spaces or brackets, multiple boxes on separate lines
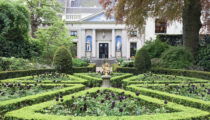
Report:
183,0,202,56
31,24,38,38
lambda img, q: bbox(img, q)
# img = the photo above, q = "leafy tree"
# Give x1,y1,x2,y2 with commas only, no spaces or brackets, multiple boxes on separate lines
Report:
0,0,40,58
0,0,30,41
35,20,74,64
18,0,63,38
99,0,210,55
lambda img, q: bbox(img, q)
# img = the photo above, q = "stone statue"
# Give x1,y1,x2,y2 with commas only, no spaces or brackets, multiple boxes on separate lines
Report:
117,40,121,51
102,59,110,76
86,41,90,51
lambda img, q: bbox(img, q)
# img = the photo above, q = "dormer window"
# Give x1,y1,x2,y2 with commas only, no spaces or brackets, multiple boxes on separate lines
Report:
130,31,137,37
155,19,167,33
71,0,79,7
70,31,77,37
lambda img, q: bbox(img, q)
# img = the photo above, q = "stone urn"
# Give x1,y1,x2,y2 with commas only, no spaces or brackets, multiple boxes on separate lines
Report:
101,59,112,88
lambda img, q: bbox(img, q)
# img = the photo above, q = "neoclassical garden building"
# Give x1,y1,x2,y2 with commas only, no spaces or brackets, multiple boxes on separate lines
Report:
58,0,182,59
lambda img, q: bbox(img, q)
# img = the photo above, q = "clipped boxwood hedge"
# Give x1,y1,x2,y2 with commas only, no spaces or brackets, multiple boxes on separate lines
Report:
0,64,97,81
112,64,136,73
73,73,102,87
112,64,210,80
0,84,85,115
127,84,210,112
4,87,210,120
73,64,96,73
122,74,209,88
0,69,56,80
0,75,88,85
110,73,133,87
152,68,210,80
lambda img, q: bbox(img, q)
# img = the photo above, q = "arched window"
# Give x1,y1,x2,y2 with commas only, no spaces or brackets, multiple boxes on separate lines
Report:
115,36,122,51
86,36,92,51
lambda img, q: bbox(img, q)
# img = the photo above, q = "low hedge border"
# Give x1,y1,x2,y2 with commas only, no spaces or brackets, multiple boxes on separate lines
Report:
0,69,56,80
126,84,210,112
122,74,209,88
73,64,96,73
0,84,85,115
73,73,102,87
112,64,136,73
4,87,210,120
112,64,210,80
152,68,210,80
0,75,88,85
0,64,97,80
110,73,133,87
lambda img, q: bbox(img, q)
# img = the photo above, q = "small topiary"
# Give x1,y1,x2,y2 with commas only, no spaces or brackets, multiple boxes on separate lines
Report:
161,47,194,69
53,46,72,73
134,48,151,73
197,45,210,71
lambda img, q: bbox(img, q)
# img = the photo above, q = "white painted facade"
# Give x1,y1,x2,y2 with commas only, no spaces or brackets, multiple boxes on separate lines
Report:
59,0,183,59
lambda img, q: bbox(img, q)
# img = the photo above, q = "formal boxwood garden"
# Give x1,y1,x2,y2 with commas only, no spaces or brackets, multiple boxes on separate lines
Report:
4,88,210,120
1,71,210,119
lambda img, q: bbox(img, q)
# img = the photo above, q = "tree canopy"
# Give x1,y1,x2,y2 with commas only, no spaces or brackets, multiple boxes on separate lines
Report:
100,0,209,33
35,20,74,64
0,0,41,58
18,0,63,37
0,0,30,41
100,0,210,55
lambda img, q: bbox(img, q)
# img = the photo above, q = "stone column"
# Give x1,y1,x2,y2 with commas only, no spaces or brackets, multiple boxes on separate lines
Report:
112,29,115,58
80,29,86,58
122,29,127,58
92,29,96,58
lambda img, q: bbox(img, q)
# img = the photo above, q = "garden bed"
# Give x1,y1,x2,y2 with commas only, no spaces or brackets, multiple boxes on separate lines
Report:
122,73,209,88
127,84,210,112
142,83,210,101
0,73,89,86
0,83,64,102
0,84,85,115
39,89,173,116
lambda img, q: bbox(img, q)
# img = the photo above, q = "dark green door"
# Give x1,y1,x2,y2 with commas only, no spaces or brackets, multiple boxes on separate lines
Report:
99,43,108,58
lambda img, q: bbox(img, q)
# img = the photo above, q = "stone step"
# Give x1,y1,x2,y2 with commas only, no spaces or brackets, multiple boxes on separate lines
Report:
90,58,117,67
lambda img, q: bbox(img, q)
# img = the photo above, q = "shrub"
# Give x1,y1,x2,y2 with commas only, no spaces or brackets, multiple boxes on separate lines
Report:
53,46,72,73
72,58,88,67
117,58,124,64
161,47,194,69
134,48,151,73
151,58,162,68
142,39,169,58
120,61,134,67
197,45,210,71
0,57,50,71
